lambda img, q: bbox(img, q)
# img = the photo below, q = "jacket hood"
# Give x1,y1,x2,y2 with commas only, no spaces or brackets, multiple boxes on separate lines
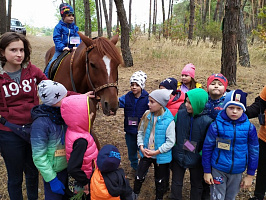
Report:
31,105,49,121
186,88,208,116
61,95,90,132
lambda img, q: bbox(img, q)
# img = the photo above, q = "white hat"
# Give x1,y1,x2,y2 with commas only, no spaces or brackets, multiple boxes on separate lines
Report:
130,70,147,89
38,80,67,106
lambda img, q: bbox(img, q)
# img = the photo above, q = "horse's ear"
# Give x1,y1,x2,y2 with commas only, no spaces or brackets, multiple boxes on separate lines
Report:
110,34,119,45
78,31,93,46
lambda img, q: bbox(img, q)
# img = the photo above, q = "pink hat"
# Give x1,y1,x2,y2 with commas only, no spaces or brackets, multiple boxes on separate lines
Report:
181,63,195,79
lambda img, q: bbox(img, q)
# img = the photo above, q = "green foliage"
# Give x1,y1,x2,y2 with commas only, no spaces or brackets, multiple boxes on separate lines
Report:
252,6,266,42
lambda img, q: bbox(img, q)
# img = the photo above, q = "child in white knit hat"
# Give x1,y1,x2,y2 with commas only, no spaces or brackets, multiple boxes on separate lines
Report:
132,89,175,200
119,70,149,172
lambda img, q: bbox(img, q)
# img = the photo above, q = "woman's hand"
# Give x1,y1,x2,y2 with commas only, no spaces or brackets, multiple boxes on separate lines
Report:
83,91,95,98
204,173,214,185
63,47,70,51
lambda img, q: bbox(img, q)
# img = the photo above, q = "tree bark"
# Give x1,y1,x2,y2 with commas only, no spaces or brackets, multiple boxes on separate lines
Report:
152,0,157,35
109,0,113,31
95,0,103,36
213,0,221,21
99,0,103,36
203,0,209,24
102,0,112,38
188,0,195,45
114,0,133,67
162,0,165,37
221,0,240,85
83,0,92,37
0,0,7,34
129,0,132,33
238,0,250,67
148,0,152,40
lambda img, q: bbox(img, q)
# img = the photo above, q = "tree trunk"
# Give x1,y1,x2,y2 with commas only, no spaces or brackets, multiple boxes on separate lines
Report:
83,0,92,37
152,0,157,35
109,0,113,31
188,0,195,45
162,0,165,37
99,0,104,36
114,0,133,67
203,0,209,24
102,0,112,38
129,0,132,33
213,0,221,21
95,0,103,36
238,0,250,67
0,0,6,34
148,0,152,40
218,0,224,22
221,0,239,85
73,0,76,24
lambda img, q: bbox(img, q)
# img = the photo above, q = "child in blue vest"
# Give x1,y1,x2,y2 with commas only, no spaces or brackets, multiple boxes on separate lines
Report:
202,89,259,200
119,70,149,171
132,89,175,200
44,3,80,77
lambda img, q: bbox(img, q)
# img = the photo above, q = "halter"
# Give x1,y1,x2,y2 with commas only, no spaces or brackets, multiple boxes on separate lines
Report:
85,43,118,96
69,43,118,97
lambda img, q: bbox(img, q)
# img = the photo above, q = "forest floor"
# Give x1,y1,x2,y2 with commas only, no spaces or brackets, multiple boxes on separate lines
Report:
0,33,265,199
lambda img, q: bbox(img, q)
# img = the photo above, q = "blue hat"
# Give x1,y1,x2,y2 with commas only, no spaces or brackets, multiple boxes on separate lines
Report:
159,78,177,94
60,3,74,17
97,144,121,173
223,89,247,111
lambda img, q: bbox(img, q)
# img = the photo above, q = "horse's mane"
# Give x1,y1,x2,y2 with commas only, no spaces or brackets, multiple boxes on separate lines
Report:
94,37,123,65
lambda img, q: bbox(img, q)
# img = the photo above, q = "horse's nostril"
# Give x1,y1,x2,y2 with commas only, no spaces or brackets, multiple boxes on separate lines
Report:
104,102,108,109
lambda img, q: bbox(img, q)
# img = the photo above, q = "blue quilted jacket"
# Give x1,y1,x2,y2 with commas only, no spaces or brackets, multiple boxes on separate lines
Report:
202,110,259,175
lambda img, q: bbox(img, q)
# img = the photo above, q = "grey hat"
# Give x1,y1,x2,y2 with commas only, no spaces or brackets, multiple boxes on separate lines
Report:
38,80,67,106
149,89,172,107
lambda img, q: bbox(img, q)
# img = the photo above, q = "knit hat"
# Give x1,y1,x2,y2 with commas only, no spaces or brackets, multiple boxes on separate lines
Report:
181,63,196,79
59,3,74,17
223,89,247,111
130,70,147,89
149,89,172,107
97,144,121,173
207,73,228,91
38,80,67,106
159,78,177,91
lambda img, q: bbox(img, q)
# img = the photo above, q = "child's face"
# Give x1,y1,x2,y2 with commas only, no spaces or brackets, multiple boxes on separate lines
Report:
148,97,162,113
208,80,225,98
185,97,193,114
181,74,192,85
63,14,75,24
130,82,142,97
226,105,243,120
1,40,24,67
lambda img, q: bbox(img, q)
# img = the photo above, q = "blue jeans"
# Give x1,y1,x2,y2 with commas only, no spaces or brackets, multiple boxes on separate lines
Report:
43,169,68,200
44,51,62,77
125,133,138,170
0,130,39,200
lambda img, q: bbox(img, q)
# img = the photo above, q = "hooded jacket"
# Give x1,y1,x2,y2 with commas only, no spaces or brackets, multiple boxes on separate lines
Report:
31,105,67,182
0,62,48,132
90,168,132,200
172,88,213,168
202,110,259,175
61,95,98,179
166,90,185,116
53,19,80,52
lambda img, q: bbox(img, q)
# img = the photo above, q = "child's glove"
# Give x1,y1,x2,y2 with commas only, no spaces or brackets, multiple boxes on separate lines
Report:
49,177,65,195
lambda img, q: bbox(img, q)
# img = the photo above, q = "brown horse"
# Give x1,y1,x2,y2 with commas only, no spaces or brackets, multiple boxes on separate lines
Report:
45,32,123,148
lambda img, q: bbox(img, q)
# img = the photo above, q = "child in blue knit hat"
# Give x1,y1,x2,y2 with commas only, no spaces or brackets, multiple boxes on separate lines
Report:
202,89,259,200
90,144,133,200
44,3,80,77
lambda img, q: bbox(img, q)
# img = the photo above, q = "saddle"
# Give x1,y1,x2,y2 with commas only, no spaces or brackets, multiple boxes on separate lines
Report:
48,50,70,80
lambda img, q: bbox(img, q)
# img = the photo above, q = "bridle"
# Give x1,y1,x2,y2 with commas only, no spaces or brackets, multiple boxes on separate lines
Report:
69,43,118,97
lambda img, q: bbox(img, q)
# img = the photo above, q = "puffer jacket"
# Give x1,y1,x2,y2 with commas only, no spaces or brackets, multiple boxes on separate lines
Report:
166,90,185,116
53,19,80,51
172,88,213,168
61,95,98,179
202,110,259,175
31,105,67,182
0,61,48,131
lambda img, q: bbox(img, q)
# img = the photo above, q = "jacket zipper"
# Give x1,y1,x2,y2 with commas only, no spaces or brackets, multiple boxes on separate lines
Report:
229,123,236,173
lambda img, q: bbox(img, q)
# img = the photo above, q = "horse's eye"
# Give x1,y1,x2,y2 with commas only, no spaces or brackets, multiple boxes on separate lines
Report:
90,63,96,68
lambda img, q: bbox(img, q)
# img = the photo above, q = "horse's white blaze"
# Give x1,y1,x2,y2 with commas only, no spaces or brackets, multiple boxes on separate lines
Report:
103,55,111,80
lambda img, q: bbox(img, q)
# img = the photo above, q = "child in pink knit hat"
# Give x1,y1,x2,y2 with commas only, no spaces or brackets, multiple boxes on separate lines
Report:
177,63,202,93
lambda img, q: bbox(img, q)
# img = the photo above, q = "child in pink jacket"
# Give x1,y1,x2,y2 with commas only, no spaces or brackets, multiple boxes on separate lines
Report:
60,95,98,198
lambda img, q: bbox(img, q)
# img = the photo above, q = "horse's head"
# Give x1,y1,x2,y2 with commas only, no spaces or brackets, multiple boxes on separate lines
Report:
78,32,123,116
